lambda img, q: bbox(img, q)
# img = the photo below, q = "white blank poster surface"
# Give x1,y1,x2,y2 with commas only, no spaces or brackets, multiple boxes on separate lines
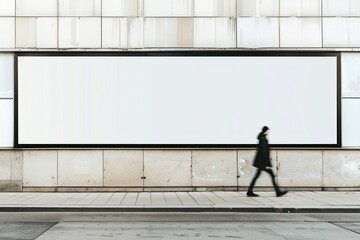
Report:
17,56,338,145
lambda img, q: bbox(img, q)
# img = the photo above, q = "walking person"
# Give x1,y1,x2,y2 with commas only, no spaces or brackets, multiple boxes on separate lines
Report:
247,126,288,197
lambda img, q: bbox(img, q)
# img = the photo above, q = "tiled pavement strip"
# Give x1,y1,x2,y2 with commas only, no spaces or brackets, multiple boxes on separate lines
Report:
0,191,359,212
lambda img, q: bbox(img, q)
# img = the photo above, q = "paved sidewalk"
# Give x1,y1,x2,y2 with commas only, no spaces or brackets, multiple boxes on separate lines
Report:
0,191,359,213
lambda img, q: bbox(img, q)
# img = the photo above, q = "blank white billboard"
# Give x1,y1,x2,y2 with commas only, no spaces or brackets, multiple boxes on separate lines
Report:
17,55,338,145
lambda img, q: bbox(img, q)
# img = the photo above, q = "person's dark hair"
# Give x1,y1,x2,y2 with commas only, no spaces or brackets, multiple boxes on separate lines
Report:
262,126,269,133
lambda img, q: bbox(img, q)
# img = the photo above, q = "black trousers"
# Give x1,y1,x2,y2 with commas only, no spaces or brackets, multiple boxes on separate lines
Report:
248,168,280,193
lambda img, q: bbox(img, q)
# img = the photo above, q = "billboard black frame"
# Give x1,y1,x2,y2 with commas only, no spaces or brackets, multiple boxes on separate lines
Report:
14,51,342,148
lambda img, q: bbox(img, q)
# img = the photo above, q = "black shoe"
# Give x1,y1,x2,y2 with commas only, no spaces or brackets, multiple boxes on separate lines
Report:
276,191,288,197
247,191,259,197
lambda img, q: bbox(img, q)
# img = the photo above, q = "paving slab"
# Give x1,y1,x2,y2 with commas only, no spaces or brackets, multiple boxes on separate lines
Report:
0,222,56,240
332,222,360,234
35,221,360,240
0,192,357,213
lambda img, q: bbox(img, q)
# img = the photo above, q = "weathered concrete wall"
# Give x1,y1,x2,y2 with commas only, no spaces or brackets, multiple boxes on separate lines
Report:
277,150,323,187
0,151,22,191
1,149,360,191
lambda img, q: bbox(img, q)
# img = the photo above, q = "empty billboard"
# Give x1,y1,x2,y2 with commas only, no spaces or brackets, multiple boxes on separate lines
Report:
15,53,339,147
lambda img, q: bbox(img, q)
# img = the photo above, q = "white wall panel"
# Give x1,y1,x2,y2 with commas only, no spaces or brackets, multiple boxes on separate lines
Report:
58,150,103,186
59,0,101,16
102,0,142,16
144,150,191,187
16,17,57,48
237,0,279,16
237,17,279,48
194,0,236,17
194,18,236,48
0,100,13,147
0,18,15,48
144,18,194,47
323,18,348,47
323,151,360,186
192,150,237,187
323,18,360,47
102,18,143,48
345,18,360,47
0,151,21,181
36,17,58,48
16,0,57,16
342,99,360,147
0,0,15,16
0,54,13,98
104,150,143,186
16,18,36,48
323,0,360,16
277,150,323,186
144,0,192,17
280,0,321,16
342,53,360,97
280,18,322,47
59,17,101,48
23,151,57,186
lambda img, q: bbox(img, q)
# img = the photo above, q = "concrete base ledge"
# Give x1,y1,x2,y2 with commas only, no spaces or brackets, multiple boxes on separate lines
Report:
2,149,360,190
1,206,360,213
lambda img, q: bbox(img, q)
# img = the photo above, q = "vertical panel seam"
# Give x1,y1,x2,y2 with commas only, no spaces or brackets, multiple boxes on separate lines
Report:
321,0,323,48
142,0,144,49
57,0,59,48
142,148,145,191
192,0,194,17
235,0,238,48
102,149,104,187
236,149,239,190
321,150,324,189
10,151,13,181
21,150,23,186
56,150,59,187
14,0,16,48
190,149,193,189
192,0,194,47
278,0,281,48
276,150,279,184
100,0,102,48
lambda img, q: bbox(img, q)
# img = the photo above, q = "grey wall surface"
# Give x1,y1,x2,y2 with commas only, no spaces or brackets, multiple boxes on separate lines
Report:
1,0,360,191
1,149,359,191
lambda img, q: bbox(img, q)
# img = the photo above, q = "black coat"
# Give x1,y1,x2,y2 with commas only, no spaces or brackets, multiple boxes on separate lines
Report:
253,133,272,170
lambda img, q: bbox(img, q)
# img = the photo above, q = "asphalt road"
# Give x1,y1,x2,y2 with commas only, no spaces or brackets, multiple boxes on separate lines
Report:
0,212,359,240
